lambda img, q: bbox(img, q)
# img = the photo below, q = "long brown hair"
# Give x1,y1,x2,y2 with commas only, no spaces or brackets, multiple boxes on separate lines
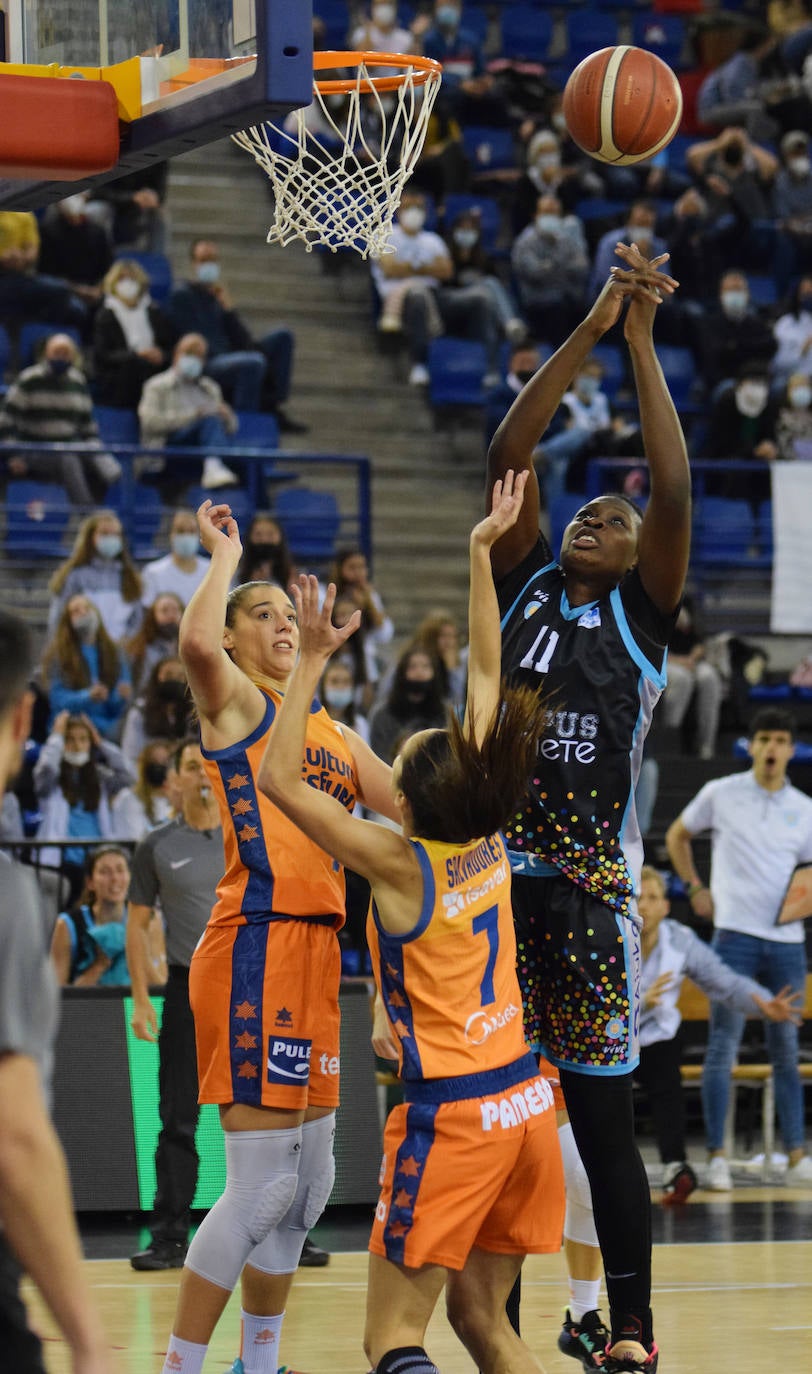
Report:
399,684,549,844
125,592,183,686
41,598,123,691
49,509,142,603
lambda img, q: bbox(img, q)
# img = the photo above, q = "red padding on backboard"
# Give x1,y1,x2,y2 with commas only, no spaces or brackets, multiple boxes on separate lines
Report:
0,75,120,179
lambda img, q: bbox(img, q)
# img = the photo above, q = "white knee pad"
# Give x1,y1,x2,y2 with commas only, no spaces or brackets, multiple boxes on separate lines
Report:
559,1122,599,1249
250,1112,336,1275
185,1126,301,1291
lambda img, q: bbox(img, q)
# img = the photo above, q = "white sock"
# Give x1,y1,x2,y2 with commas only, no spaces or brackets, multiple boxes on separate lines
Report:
569,1277,601,1322
240,1309,285,1374
161,1335,208,1374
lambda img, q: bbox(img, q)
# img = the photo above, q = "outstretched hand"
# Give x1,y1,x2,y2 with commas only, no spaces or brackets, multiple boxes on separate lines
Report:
293,575,362,663
196,500,242,561
472,469,529,550
753,984,804,1025
587,243,678,338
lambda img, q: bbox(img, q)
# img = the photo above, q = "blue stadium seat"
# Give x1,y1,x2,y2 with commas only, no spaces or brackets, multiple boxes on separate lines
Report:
656,344,699,408
590,342,625,401
565,12,620,70
442,193,502,255
94,406,140,445
428,337,489,408
184,485,254,526
461,125,517,173
549,492,585,548
499,7,554,63
4,480,72,557
106,480,166,561
460,5,490,44
113,249,173,304
235,410,280,449
632,14,688,69
746,273,780,308
692,497,757,566
313,0,352,47
17,322,81,369
275,486,341,563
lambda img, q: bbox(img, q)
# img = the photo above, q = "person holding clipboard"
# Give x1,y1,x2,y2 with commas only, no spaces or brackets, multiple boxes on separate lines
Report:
666,708,812,1192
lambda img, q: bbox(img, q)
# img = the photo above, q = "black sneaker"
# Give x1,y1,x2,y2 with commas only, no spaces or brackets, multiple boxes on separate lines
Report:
275,408,309,435
558,1308,611,1369
662,1161,698,1206
298,1235,329,1267
130,1238,187,1271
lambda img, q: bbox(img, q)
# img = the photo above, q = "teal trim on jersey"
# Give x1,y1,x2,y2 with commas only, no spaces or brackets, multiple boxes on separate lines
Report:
499,561,558,630
609,586,667,689
559,589,599,621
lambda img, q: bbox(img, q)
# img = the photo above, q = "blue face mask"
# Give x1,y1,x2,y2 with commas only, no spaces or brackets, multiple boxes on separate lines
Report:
177,354,204,380
577,375,600,400
172,533,199,559
195,261,221,285
48,358,71,377
96,534,123,559
325,686,354,711
436,4,460,28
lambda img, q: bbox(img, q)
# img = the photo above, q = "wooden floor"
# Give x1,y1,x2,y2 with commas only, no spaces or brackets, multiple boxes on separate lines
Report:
24,1186,812,1374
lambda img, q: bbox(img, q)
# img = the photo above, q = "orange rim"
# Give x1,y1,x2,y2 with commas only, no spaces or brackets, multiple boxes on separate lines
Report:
313,50,442,95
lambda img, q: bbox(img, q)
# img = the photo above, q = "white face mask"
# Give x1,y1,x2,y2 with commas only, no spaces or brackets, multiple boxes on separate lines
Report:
536,213,561,235
177,354,204,380
61,194,87,217
535,152,560,172
789,385,812,408
625,224,652,244
736,382,769,417
789,155,811,177
373,2,396,25
721,289,749,319
116,277,142,303
399,206,426,232
63,749,90,768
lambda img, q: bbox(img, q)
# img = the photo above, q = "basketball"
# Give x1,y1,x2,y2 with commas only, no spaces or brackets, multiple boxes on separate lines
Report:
562,45,683,166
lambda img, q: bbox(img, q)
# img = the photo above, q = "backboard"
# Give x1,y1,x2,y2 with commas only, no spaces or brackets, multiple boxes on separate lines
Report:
0,0,314,208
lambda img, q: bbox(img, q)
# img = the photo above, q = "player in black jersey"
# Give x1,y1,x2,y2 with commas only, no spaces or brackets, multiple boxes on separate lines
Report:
487,245,691,1374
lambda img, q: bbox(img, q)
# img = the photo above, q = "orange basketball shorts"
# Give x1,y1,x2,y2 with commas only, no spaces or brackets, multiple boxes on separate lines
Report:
369,1061,565,1271
189,916,341,1110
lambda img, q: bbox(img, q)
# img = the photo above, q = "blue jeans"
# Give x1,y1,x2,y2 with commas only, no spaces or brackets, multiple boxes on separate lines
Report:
167,415,236,482
701,930,807,1153
205,351,266,411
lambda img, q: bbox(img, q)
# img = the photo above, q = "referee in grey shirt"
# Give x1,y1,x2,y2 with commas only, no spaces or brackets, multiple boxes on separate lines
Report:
127,736,224,1271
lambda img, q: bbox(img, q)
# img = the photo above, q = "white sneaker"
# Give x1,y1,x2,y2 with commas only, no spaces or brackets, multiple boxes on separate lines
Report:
705,1155,733,1192
506,316,528,344
408,363,430,387
786,1155,812,1186
201,456,239,489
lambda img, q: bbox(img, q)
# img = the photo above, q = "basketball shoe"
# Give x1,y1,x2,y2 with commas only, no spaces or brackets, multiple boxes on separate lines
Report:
604,1316,658,1373
558,1308,611,1369
661,1161,697,1206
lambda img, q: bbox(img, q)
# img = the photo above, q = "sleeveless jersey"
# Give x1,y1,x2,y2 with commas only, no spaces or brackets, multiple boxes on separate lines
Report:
201,688,357,928
498,542,672,917
368,832,527,1082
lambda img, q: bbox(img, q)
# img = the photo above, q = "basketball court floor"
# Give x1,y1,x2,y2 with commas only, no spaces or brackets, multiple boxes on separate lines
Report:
23,1161,812,1373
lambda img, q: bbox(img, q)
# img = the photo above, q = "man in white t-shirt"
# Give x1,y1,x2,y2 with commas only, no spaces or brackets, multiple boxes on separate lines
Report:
666,708,812,1191
140,508,210,609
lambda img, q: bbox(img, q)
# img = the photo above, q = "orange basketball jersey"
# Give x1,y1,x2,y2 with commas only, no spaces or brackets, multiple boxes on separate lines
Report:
201,688,357,928
368,832,528,1082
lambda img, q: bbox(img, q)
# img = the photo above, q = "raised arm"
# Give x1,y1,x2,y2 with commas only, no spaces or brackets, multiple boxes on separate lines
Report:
466,470,528,745
486,258,678,580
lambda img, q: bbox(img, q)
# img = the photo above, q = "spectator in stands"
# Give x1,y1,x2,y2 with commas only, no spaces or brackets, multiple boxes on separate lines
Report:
773,130,812,287
414,0,498,124
87,162,170,253
776,369,812,458
776,0,812,72
167,239,306,432
772,273,812,384
705,361,779,505
331,592,376,713
124,592,184,693
661,187,737,304
0,332,121,507
412,607,468,708
696,24,786,138
661,595,725,760
351,2,414,61
512,193,590,346
37,192,113,310
0,210,88,329
700,269,777,390
111,738,175,841
320,660,371,746
445,206,527,347
686,127,778,266
666,707,812,1191
50,844,132,987
121,656,193,775
512,127,608,232
235,512,295,590
332,547,394,675
589,201,666,301
368,642,450,763
41,593,132,741
93,258,176,408
138,333,240,491
140,508,210,608
409,100,470,204
371,190,502,387
48,509,143,644
535,357,641,511
484,340,548,447
33,711,132,901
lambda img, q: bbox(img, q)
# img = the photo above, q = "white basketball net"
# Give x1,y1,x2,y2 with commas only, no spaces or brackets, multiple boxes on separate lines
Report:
232,53,443,259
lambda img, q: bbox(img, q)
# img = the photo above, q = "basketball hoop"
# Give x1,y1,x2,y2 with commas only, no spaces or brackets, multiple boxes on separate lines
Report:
232,51,443,259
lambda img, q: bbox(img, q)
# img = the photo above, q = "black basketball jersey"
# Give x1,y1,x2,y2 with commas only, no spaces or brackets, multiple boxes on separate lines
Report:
498,538,675,917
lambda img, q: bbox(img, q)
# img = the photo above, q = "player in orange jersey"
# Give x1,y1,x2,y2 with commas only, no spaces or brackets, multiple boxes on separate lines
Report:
259,471,565,1374
159,500,399,1374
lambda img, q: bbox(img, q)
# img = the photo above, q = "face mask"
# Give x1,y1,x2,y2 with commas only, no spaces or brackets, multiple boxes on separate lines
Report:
373,2,396,24
156,679,187,703
48,358,71,377
248,540,281,562
723,143,744,167
177,354,204,380
736,382,768,417
536,213,561,235
195,261,220,284
71,611,98,638
116,277,142,303
577,375,600,400
790,386,812,408
535,152,560,172
406,682,433,701
789,155,811,177
96,534,123,559
144,761,168,787
552,111,567,134
171,532,199,559
61,194,86,217
625,224,652,244
156,620,179,640
399,206,426,232
799,293,812,311
516,369,537,387
721,289,748,319
325,686,354,710
63,749,90,768
453,227,479,249
436,4,460,28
